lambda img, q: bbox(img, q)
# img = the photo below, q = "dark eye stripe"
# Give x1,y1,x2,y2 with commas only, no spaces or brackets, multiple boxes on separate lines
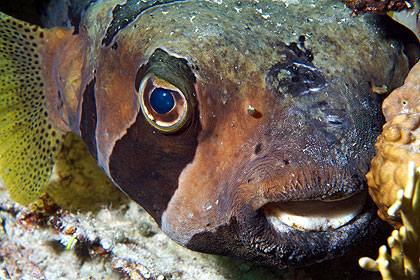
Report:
108,108,200,223
80,76,98,160
101,0,188,46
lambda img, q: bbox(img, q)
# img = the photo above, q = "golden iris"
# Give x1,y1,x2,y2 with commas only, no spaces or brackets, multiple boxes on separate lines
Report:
138,75,189,133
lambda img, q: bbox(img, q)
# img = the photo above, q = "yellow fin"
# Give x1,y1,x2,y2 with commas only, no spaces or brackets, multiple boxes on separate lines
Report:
0,12,65,205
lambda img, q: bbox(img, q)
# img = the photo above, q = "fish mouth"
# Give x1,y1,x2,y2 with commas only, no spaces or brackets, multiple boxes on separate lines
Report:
263,191,367,232
239,189,377,267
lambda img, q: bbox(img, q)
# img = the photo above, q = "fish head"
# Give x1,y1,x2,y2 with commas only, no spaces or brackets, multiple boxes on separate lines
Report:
73,1,409,267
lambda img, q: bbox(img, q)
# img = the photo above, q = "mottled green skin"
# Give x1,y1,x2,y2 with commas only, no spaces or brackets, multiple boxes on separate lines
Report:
48,0,409,267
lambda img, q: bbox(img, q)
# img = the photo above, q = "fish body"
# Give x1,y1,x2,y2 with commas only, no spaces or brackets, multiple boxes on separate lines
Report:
0,0,411,267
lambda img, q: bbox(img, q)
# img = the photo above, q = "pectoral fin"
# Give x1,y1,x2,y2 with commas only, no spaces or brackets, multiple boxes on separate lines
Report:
0,12,65,205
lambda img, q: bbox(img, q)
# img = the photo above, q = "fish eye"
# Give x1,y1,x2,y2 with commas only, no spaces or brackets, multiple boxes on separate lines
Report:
138,75,189,133
150,88,175,114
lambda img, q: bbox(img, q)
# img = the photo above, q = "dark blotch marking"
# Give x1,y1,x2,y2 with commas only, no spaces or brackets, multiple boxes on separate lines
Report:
109,109,200,223
80,77,98,160
314,100,347,126
267,42,326,97
102,0,186,46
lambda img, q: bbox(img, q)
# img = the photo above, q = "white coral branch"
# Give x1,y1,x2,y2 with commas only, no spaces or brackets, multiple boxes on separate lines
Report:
359,162,420,279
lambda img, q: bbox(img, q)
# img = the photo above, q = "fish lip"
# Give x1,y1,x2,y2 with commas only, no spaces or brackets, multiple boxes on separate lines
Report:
243,150,368,209
243,190,376,267
249,174,366,211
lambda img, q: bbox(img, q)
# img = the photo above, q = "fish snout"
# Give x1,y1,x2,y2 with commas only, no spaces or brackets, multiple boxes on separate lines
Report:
205,150,377,267
201,116,378,266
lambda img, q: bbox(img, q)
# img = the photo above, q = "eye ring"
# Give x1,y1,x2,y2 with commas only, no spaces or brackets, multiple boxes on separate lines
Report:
138,75,189,133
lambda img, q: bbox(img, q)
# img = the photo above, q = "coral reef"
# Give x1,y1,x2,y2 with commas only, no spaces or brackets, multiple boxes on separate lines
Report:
360,162,420,279
367,61,420,228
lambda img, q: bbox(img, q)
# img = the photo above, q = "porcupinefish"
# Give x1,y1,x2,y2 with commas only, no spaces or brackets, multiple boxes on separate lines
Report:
0,0,412,267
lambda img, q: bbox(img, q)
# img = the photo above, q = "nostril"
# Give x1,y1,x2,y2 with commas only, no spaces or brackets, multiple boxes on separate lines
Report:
313,101,348,127
324,111,345,125
327,118,343,125
321,109,347,126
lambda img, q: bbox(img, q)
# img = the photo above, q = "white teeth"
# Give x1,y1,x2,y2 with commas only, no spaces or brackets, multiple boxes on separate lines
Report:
264,192,366,232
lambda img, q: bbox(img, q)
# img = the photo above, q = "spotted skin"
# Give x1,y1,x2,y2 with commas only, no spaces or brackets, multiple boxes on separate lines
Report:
2,0,413,268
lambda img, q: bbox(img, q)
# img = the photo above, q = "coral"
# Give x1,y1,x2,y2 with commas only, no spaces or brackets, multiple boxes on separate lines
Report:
366,61,420,228
342,0,411,14
359,162,420,279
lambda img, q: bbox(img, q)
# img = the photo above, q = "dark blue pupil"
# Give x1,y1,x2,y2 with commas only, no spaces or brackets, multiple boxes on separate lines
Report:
150,88,175,114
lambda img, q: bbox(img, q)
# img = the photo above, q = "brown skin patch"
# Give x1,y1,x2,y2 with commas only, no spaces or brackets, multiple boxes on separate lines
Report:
42,28,85,133
93,40,142,172
161,39,378,249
